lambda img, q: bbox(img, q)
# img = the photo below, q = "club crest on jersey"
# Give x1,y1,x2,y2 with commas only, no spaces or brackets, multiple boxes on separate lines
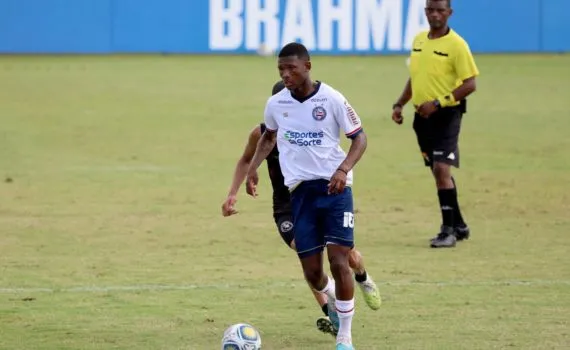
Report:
312,106,327,121
280,220,293,233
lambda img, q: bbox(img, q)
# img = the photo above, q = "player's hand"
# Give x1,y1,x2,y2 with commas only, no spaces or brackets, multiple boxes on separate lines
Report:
392,105,404,124
221,195,238,216
245,170,259,197
328,169,347,195
417,101,438,118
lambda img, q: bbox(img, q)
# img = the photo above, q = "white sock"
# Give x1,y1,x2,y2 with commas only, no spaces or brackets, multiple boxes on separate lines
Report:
317,276,336,301
335,298,355,344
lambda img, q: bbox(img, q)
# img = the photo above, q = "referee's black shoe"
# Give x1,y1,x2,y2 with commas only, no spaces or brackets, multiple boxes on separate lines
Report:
430,226,457,248
455,225,470,241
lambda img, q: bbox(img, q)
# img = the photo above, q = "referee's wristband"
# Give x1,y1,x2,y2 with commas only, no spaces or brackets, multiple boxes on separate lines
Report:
438,93,456,108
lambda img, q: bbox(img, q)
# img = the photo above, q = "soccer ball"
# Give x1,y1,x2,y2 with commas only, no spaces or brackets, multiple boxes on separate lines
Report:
221,323,262,350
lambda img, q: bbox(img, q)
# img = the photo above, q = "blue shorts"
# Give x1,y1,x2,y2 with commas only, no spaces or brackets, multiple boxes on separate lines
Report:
290,179,355,258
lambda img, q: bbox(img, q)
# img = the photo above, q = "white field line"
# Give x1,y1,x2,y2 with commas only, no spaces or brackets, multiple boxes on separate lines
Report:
0,280,568,294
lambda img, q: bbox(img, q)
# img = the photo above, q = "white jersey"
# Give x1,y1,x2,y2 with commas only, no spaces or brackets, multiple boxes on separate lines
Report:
263,81,363,189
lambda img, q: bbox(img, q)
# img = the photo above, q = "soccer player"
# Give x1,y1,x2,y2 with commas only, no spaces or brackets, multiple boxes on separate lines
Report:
245,43,367,350
391,0,479,248
221,80,381,338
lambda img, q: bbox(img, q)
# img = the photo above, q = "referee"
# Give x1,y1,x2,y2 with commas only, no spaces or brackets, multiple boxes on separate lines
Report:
391,0,479,248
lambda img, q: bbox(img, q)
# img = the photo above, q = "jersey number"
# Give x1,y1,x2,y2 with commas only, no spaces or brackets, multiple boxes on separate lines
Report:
343,212,354,228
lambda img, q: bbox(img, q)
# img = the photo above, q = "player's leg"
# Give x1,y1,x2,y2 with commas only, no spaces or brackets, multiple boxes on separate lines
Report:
275,214,334,335
348,249,381,310
327,244,354,349
322,185,356,348
299,251,339,336
290,183,339,334
276,215,329,315
429,107,465,248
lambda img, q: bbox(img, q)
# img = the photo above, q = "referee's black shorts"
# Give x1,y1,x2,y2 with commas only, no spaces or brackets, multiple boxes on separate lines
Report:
413,106,463,168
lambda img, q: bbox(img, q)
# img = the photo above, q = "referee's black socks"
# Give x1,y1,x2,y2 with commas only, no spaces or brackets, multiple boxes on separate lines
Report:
437,189,455,229
451,177,466,227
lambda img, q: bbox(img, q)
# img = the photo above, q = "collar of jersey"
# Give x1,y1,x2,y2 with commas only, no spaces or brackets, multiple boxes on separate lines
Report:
427,27,452,40
290,81,321,104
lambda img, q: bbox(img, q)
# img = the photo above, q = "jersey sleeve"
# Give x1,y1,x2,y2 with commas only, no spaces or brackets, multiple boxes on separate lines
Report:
455,40,479,81
332,92,363,139
263,99,278,131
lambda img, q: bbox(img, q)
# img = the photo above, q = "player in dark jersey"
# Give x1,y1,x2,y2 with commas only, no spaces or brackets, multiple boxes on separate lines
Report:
221,81,381,337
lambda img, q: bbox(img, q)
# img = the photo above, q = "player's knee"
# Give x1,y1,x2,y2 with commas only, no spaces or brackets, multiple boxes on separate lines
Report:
328,250,351,276
303,266,324,288
300,253,325,286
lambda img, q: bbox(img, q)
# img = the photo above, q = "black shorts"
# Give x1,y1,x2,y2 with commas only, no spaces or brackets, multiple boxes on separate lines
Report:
413,106,463,168
273,213,295,247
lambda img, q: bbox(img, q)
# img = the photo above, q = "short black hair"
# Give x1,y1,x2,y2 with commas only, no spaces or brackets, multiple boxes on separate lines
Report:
427,0,451,7
278,42,310,60
271,81,285,95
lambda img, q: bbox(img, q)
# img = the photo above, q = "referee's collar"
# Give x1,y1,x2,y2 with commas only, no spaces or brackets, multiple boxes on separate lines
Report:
428,27,451,40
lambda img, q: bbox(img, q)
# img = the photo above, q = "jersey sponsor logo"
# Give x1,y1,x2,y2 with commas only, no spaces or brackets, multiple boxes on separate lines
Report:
312,106,327,121
311,97,328,102
284,130,324,146
278,100,294,104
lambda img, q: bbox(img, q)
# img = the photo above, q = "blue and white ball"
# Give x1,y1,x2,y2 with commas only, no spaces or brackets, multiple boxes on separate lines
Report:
221,323,262,350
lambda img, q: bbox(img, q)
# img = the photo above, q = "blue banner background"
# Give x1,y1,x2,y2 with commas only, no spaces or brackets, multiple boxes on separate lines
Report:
0,0,568,54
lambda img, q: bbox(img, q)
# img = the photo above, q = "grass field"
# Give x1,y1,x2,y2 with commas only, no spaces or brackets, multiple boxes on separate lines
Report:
0,54,569,350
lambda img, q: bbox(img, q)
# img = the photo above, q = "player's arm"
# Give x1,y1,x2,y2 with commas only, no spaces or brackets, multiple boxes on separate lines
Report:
250,129,276,171
329,96,367,194
392,78,411,124
245,129,277,197
227,126,262,197
338,131,367,175
246,101,278,197
221,126,262,216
